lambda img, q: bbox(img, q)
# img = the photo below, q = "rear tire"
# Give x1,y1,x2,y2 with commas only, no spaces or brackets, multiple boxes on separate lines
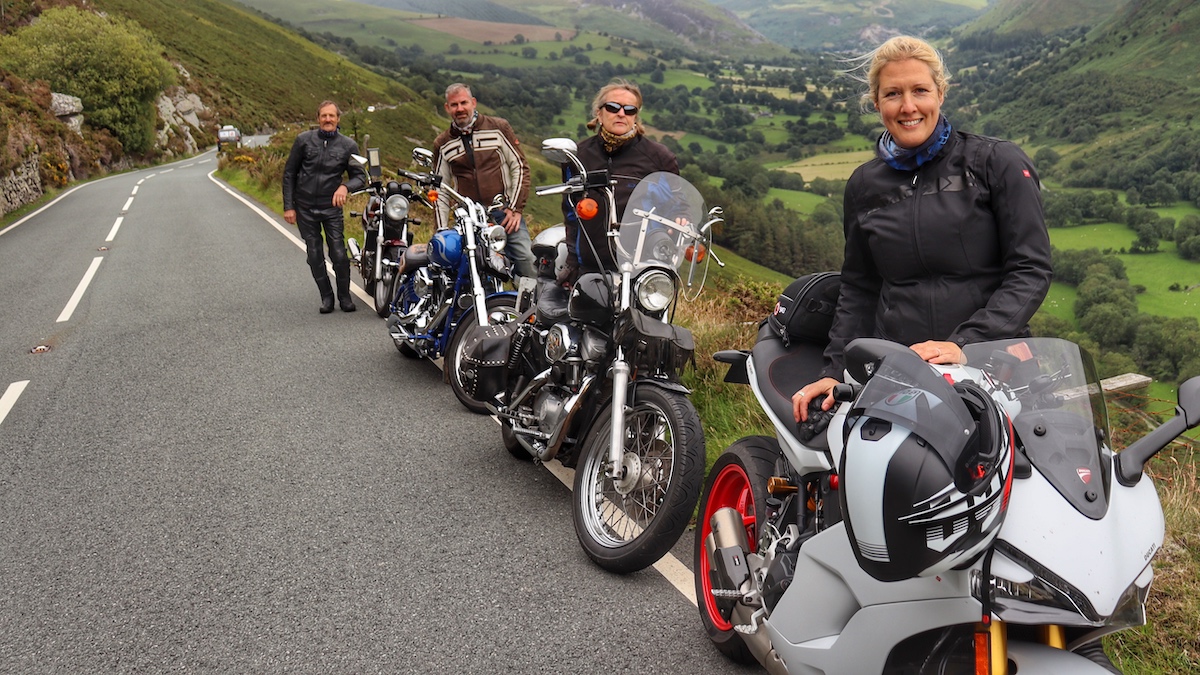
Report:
694,436,778,663
446,295,517,414
572,386,704,574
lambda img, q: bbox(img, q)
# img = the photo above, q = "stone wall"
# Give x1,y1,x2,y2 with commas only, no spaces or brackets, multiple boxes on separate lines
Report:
0,154,43,217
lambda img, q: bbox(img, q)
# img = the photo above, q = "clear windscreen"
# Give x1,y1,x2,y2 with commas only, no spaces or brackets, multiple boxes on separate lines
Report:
615,172,705,272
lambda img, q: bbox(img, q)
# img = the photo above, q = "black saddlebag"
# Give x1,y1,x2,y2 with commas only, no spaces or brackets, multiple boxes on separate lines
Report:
460,322,519,403
766,271,841,347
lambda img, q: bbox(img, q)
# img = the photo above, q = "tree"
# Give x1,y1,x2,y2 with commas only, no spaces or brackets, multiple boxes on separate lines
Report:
0,7,174,154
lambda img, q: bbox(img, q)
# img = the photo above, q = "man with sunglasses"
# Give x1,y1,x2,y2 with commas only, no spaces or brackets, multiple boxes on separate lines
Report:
432,83,536,278
558,79,679,286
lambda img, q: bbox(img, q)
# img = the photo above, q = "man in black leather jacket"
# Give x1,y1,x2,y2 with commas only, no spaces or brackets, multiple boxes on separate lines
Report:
283,101,368,313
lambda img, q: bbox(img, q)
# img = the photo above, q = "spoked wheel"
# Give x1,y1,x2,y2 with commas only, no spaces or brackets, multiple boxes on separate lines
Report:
694,436,777,663
572,386,704,574
445,295,517,414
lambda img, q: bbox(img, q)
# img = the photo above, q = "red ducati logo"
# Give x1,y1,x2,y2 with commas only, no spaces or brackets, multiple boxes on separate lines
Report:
1077,467,1092,484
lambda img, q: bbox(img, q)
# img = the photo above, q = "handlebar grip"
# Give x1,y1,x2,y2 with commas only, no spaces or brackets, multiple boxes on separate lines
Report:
832,383,859,403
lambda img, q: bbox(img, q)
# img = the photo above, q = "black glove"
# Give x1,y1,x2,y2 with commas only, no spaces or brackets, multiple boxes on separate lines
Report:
797,400,833,444
555,262,579,289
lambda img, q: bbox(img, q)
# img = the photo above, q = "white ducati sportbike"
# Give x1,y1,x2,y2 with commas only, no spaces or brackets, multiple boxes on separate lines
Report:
698,313,1199,674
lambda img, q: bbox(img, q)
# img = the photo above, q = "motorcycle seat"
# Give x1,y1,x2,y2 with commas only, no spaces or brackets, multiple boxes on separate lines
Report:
535,280,571,326
752,322,828,449
398,243,429,274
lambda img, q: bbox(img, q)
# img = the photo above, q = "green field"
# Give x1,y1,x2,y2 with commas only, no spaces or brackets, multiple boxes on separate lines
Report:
782,150,873,180
1049,221,1200,319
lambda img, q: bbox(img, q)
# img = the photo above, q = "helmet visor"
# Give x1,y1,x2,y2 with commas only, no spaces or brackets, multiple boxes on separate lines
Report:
850,350,975,471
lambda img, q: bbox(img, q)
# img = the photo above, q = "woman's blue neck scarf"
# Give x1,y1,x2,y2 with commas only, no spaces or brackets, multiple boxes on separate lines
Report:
877,115,952,171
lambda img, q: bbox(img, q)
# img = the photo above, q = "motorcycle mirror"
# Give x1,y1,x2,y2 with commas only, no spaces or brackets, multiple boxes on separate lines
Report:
541,138,578,165
1117,375,1200,486
367,147,382,178
412,147,434,167
351,153,368,167
1179,375,1200,427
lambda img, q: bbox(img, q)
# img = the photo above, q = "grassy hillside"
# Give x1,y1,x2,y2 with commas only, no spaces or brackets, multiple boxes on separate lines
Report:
961,0,1129,36
92,0,437,135
708,0,988,50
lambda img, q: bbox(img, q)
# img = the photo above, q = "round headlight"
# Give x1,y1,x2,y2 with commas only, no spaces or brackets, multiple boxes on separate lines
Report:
481,224,507,252
635,270,675,313
384,194,410,221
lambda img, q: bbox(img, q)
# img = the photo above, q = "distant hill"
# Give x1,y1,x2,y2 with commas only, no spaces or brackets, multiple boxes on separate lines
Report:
706,0,988,51
960,0,1130,37
352,0,549,26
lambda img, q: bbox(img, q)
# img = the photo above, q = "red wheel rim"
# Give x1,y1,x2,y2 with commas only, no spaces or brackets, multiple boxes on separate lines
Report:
698,462,758,632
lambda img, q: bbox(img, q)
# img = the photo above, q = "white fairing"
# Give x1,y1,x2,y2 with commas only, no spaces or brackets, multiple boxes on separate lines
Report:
746,354,834,475
997,457,1163,617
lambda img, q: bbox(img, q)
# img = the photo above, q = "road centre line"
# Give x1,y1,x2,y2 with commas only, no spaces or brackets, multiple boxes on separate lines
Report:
121,197,134,212
131,185,139,195
210,170,698,604
106,217,123,242
0,381,30,427
57,257,104,323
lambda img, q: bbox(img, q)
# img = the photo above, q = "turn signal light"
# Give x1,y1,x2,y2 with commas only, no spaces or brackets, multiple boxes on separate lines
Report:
576,198,599,219
685,243,707,262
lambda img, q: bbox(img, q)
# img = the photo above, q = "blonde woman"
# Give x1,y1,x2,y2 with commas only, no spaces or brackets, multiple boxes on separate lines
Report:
793,36,1051,422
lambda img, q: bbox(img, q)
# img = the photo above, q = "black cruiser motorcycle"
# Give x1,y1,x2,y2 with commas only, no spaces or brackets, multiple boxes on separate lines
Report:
346,147,426,317
465,138,724,574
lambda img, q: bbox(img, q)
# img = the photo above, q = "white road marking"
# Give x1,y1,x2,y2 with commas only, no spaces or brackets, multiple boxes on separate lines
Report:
542,458,698,605
57,257,104,323
105,217,123,242
209,170,702,600
206,171,370,302
0,381,30,427
131,186,139,195
121,197,134,212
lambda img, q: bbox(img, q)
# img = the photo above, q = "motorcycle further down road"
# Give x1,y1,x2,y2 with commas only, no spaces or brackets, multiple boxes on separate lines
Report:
697,306,1200,674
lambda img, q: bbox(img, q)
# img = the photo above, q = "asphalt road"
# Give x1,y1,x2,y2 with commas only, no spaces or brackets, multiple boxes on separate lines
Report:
0,151,755,674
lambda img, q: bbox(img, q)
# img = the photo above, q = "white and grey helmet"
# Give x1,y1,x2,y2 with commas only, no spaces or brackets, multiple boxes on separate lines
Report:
839,348,1014,582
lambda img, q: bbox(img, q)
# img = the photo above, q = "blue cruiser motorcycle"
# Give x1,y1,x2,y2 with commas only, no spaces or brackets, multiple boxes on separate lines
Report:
384,148,518,413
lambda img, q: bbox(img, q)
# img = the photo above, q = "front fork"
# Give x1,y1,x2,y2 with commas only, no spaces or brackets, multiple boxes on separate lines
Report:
606,349,631,480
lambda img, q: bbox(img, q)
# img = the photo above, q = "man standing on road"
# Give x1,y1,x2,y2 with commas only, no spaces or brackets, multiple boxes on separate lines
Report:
283,100,368,313
432,83,536,278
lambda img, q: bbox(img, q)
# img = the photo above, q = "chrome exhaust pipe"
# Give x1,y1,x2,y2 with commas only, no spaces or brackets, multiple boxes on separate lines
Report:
705,507,786,675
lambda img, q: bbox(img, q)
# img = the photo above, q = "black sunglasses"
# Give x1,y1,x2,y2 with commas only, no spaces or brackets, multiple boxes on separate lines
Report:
601,101,639,116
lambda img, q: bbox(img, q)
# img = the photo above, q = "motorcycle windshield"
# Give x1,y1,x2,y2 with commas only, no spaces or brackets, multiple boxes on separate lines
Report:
615,172,705,273
962,338,1114,519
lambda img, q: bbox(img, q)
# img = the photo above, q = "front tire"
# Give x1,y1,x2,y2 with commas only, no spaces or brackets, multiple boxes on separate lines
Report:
572,386,704,574
446,295,517,414
374,269,393,318
694,436,778,663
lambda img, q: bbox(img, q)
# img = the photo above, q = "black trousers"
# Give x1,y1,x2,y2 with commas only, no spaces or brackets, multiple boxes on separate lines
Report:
296,204,351,299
